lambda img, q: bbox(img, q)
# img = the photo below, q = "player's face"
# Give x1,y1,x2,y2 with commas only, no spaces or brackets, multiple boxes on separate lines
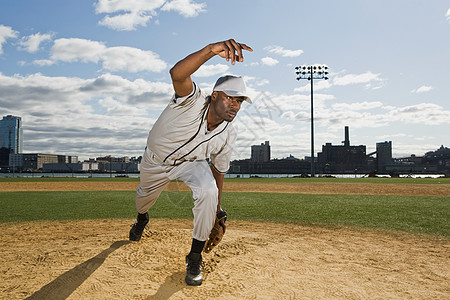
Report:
211,91,245,122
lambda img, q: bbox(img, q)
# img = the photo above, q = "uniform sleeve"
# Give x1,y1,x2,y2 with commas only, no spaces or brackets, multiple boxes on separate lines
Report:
210,126,237,173
171,82,201,107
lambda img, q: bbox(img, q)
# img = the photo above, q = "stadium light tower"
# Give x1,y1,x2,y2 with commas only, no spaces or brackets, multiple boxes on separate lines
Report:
295,65,329,177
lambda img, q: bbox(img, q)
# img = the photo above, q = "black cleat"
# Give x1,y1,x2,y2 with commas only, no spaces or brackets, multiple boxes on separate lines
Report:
129,212,149,241
185,253,203,286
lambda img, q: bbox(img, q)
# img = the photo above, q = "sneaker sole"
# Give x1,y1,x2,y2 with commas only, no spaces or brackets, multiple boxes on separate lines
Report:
185,275,203,286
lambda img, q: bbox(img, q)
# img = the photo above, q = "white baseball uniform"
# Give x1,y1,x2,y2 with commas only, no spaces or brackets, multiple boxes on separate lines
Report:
135,82,236,241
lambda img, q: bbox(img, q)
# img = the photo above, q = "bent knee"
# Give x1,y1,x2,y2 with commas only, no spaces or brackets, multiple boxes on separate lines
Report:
193,185,218,206
196,185,218,199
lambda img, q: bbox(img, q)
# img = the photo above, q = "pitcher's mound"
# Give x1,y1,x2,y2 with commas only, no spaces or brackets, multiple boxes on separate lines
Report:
1,219,448,299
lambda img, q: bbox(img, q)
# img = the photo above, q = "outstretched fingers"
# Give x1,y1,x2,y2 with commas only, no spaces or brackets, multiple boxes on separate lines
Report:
214,39,253,65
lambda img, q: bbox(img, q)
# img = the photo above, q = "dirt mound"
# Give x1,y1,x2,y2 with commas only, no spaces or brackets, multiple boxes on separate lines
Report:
1,219,449,299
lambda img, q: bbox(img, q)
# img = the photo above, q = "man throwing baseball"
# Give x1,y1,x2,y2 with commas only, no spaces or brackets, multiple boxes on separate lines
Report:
129,39,253,286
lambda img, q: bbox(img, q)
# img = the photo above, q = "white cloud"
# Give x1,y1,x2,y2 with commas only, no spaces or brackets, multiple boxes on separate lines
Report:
446,8,450,22
101,46,167,72
264,45,303,57
320,110,390,129
280,97,450,131
387,103,450,125
294,80,332,93
161,0,206,17
261,57,279,66
235,115,293,134
98,11,152,31
18,32,53,53
32,59,55,66
0,72,174,158
95,0,205,31
98,96,145,115
333,71,382,86
260,93,335,112
376,133,410,140
255,79,269,87
282,109,365,129
95,0,165,14
0,25,18,54
51,38,106,63
411,85,432,93
332,101,383,111
193,64,229,77
49,38,167,73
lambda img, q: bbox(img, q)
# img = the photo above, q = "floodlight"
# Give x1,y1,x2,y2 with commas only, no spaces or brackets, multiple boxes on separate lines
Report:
294,64,330,177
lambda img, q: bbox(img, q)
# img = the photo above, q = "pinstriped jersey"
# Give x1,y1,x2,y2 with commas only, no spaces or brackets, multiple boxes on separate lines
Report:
146,82,236,173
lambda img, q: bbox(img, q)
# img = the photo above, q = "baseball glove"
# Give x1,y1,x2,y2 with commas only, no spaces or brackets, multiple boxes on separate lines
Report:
203,210,227,253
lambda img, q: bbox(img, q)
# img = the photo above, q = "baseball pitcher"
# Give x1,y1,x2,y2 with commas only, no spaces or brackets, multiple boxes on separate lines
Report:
129,39,253,286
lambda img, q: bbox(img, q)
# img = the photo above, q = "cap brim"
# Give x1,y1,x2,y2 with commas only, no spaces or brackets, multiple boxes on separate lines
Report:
220,90,252,103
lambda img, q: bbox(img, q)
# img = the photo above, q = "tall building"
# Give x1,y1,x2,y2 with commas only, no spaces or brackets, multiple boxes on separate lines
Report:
376,141,392,172
251,141,271,162
0,115,23,154
0,115,23,168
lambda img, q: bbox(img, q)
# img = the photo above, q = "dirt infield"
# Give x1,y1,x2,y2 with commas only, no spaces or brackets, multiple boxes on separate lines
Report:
1,220,449,299
1,181,449,299
1,181,450,196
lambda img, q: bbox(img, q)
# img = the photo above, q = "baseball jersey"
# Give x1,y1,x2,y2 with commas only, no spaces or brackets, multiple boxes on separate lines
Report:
146,82,237,173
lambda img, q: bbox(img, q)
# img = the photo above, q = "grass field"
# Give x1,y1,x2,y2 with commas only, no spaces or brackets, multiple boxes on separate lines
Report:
1,176,449,237
2,177,449,299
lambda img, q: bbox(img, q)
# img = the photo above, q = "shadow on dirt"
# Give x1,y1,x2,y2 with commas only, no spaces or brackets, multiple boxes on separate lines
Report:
25,240,130,300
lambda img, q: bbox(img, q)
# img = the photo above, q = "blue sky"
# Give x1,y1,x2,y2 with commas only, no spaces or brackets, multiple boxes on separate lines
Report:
1,0,449,161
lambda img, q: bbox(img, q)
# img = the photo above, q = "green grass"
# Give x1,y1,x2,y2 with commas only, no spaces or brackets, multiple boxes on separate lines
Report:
1,191,449,237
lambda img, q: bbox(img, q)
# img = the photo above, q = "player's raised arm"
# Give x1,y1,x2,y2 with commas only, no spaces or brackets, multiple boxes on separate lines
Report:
169,39,253,98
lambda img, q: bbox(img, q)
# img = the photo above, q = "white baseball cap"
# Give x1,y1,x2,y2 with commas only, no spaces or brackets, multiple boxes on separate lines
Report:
213,75,252,103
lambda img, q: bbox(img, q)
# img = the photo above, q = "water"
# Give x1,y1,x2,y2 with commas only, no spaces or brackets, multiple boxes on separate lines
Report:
225,174,445,179
0,172,140,178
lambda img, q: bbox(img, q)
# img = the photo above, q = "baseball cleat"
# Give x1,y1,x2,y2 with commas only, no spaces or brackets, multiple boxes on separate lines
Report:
185,253,203,286
129,212,149,241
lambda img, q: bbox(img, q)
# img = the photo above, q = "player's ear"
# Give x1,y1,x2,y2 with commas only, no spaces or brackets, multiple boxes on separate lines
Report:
211,91,218,101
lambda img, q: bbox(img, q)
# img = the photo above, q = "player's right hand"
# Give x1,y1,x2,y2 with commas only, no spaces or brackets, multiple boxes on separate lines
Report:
210,39,253,65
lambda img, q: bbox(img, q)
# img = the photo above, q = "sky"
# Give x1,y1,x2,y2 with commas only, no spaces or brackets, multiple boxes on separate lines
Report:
1,0,449,161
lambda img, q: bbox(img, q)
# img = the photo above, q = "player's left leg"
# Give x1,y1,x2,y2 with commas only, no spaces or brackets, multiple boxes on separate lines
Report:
175,160,218,241
172,160,218,285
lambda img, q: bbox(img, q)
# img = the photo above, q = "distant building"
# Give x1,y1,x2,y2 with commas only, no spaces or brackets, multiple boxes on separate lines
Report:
230,156,310,175
251,141,270,162
385,154,434,174
96,156,130,163
230,141,309,175
376,141,393,173
0,115,23,168
421,145,450,174
317,126,368,173
0,147,10,169
0,115,23,154
43,163,85,172
9,153,78,171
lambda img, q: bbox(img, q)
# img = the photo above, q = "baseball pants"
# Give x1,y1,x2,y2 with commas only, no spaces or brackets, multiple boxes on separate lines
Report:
135,148,218,241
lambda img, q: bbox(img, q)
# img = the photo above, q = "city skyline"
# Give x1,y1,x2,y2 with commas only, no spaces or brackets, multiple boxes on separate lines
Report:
0,1,449,161
2,114,446,162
